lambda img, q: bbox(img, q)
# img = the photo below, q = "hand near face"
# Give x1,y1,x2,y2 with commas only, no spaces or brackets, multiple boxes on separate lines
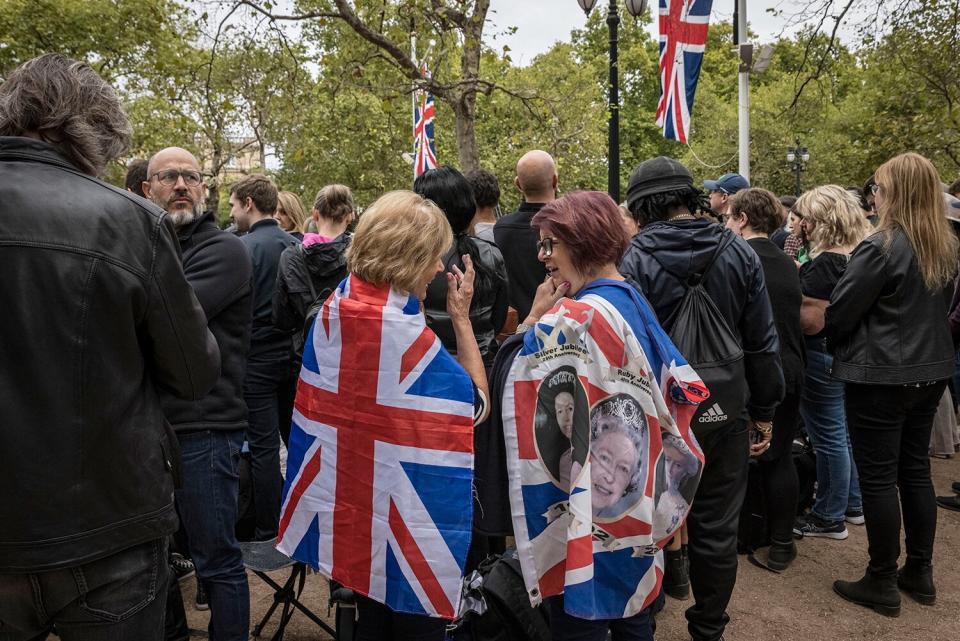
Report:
527,275,570,324
446,254,475,322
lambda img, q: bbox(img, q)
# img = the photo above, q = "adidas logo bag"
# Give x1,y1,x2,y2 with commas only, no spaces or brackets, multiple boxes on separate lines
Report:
644,235,747,437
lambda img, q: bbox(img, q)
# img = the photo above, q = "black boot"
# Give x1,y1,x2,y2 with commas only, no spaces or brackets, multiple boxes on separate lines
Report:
767,540,797,572
898,559,936,605
662,548,689,600
833,567,901,617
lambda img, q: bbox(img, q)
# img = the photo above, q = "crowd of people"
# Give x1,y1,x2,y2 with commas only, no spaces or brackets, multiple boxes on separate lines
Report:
2,53,960,641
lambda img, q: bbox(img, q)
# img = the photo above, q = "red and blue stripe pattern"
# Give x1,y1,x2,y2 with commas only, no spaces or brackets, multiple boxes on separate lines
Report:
655,0,713,143
276,275,475,619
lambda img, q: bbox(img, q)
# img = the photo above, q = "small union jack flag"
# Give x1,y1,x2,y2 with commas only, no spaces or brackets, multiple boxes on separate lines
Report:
413,63,437,178
655,0,714,143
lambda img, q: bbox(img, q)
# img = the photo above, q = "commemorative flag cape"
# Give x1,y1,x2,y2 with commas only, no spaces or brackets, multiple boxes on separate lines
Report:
276,275,476,619
502,280,707,620
655,0,713,143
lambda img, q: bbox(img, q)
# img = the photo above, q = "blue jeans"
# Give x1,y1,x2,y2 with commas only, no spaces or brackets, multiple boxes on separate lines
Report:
799,347,862,523
175,430,249,641
0,539,168,641
244,355,295,540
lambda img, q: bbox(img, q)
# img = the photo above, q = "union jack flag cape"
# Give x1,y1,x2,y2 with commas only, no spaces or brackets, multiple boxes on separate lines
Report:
655,0,714,143
413,62,438,178
276,275,476,619
503,280,706,620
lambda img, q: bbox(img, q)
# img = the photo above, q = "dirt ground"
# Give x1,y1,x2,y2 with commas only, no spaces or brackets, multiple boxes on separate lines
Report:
182,455,960,640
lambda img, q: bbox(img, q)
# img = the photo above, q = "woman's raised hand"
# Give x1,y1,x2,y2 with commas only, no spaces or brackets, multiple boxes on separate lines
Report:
446,254,475,322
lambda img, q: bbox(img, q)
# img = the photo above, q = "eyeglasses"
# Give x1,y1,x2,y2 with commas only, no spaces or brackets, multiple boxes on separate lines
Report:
150,169,202,187
536,237,560,257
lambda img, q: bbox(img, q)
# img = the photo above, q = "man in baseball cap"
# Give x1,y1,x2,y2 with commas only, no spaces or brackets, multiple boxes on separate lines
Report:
704,172,749,217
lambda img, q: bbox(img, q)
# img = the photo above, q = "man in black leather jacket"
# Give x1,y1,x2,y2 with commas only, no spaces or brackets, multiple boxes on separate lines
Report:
0,55,220,640
143,147,252,641
619,157,784,641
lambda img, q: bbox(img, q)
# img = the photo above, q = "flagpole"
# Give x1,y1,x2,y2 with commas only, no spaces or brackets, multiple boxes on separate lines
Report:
735,0,750,180
411,22,418,181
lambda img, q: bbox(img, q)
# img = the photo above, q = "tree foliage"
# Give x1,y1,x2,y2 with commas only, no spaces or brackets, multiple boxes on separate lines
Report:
1,0,957,212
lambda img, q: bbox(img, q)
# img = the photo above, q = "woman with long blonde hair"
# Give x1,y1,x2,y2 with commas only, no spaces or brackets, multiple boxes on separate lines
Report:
827,153,959,616
275,191,309,240
791,185,871,543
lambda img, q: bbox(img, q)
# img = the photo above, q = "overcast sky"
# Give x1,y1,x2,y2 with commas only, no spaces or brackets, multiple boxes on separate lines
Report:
484,1,852,66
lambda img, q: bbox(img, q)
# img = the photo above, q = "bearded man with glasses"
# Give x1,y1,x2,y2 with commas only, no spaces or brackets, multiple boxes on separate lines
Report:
143,147,253,641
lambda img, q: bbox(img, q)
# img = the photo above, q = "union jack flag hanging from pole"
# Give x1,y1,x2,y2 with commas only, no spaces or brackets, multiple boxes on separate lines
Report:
655,0,713,143
413,63,438,178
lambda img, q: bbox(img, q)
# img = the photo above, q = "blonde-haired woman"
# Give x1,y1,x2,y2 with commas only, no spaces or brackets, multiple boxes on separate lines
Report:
792,186,871,542
827,153,958,616
275,190,309,240
301,190,488,641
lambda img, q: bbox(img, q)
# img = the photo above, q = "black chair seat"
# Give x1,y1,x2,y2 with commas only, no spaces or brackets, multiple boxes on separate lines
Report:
240,540,337,640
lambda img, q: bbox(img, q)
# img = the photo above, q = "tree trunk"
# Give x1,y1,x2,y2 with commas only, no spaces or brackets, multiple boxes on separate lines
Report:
454,92,480,172
453,0,489,172
206,145,222,215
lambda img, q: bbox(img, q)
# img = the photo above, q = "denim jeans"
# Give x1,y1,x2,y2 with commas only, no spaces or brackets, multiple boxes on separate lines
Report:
846,382,945,577
799,347,862,522
548,592,662,641
175,430,249,641
0,539,167,641
686,421,749,641
244,355,295,540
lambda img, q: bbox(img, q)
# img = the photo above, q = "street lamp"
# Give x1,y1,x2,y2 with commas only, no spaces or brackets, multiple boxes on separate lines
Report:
786,137,810,197
577,0,648,203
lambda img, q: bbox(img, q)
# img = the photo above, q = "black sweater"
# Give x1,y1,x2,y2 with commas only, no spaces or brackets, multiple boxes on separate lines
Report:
748,237,805,393
160,212,253,433
493,202,547,321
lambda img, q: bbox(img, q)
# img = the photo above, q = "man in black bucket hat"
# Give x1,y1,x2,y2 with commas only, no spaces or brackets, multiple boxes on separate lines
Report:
619,157,784,641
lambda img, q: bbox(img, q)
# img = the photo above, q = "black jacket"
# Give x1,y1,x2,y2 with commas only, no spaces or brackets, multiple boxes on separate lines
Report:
748,237,805,393
241,218,298,359
0,137,220,572
272,234,350,353
619,219,784,421
493,202,547,321
424,237,509,366
826,228,955,384
160,212,253,433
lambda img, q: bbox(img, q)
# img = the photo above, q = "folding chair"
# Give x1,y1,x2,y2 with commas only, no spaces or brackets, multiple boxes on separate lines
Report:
240,540,338,640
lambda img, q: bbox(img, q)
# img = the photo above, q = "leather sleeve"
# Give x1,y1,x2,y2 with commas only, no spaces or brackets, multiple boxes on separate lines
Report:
144,217,221,400
739,251,785,422
825,239,887,350
488,247,510,334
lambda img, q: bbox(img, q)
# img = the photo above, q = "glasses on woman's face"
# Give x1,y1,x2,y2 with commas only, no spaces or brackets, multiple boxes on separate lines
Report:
536,237,560,257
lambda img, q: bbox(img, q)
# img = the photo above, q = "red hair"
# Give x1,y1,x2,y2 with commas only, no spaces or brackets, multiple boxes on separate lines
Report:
532,191,631,275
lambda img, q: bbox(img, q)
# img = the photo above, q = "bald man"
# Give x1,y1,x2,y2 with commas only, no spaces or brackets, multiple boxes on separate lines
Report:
144,147,252,639
493,150,558,320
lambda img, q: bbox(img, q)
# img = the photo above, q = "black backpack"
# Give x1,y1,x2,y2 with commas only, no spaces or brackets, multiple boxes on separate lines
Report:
649,236,747,437
450,550,551,641
298,243,345,342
